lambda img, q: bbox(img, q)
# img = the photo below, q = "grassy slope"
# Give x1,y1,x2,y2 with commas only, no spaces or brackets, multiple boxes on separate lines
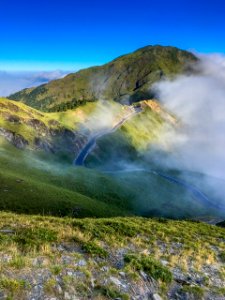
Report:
86,101,175,167
0,212,224,299
1,98,224,219
0,98,129,146
9,45,197,111
0,97,73,145
0,136,224,220
0,137,130,217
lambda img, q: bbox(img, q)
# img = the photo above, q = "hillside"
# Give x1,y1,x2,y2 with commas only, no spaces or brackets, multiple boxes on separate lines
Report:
1,97,225,220
1,132,225,220
8,46,197,112
0,97,175,161
0,212,224,299
0,97,88,160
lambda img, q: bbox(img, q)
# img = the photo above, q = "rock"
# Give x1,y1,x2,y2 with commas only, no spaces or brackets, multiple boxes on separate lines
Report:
74,271,86,279
26,118,47,131
160,259,168,266
119,271,126,278
90,277,95,288
16,179,24,183
64,292,78,300
32,257,49,267
0,229,15,234
0,127,28,149
56,284,63,294
0,254,12,263
140,270,148,281
100,266,109,272
6,114,21,123
151,294,163,300
64,292,70,300
61,255,73,265
76,259,87,267
34,137,54,153
67,271,73,276
0,291,5,300
109,276,122,286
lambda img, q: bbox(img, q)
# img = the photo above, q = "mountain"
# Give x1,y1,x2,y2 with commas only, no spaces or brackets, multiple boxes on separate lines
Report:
8,45,197,111
2,45,224,220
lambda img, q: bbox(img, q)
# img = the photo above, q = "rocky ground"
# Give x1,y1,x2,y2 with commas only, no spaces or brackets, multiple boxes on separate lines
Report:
0,213,224,299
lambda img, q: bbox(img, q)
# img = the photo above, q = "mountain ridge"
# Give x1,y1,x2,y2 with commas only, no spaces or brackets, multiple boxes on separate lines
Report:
8,45,198,111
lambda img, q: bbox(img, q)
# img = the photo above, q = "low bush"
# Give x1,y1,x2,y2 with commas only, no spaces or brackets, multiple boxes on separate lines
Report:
82,241,108,258
124,253,172,284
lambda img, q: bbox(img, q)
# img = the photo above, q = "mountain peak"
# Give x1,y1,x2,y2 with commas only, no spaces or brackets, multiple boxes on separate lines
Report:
9,45,198,112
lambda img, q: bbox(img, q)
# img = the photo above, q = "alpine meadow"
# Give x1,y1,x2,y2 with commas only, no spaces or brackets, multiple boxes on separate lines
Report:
0,1,225,299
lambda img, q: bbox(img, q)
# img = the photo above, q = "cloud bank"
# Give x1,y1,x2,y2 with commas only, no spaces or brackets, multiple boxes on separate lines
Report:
0,70,68,97
150,54,225,204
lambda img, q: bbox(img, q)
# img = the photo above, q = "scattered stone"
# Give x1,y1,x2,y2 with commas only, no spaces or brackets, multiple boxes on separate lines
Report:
67,271,73,276
151,293,163,300
0,229,15,234
140,270,148,281
110,276,122,286
100,266,109,272
76,259,87,267
64,292,71,300
119,271,126,278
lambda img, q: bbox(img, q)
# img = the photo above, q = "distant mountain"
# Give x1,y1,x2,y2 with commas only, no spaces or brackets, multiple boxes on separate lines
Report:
9,45,197,111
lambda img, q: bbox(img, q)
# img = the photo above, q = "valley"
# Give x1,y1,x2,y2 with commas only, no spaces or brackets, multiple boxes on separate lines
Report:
0,45,224,299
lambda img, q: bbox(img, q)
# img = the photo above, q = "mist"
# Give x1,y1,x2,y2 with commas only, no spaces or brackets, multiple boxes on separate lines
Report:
0,70,68,96
150,53,225,204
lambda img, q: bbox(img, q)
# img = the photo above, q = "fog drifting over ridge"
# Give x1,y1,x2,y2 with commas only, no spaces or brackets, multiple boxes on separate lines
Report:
152,53,225,181
0,70,68,97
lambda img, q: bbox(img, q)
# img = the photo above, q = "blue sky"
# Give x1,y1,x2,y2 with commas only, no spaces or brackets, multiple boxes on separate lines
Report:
0,0,225,71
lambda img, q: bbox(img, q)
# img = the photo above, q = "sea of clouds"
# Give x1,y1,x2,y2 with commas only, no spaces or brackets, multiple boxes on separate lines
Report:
0,70,67,96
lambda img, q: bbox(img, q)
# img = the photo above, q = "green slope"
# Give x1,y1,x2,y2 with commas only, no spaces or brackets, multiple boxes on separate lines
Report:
0,137,130,217
1,99,224,219
0,136,224,219
9,45,197,111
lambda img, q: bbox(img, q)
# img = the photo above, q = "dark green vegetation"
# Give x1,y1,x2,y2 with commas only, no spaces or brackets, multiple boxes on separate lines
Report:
9,45,197,111
0,137,130,217
0,97,225,219
1,135,225,219
124,253,173,283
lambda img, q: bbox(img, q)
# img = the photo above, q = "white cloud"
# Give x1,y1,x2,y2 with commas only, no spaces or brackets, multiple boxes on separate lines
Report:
0,70,68,97
151,53,225,203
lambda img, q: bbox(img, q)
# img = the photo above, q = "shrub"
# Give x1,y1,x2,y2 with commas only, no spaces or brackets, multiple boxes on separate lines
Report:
13,227,57,250
95,285,129,300
82,241,108,258
0,277,28,296
9,256,26,269
124,253,172,284
181,286,204,299
219,252,225,262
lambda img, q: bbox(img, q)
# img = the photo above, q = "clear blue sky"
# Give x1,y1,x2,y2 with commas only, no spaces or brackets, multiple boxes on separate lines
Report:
0,0,225,71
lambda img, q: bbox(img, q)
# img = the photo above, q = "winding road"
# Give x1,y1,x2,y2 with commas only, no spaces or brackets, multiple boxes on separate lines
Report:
74,107,142,166
74,108,225,212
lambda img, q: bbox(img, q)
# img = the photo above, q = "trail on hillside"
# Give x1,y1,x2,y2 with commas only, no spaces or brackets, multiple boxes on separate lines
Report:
105,168,225,211
73,107,224,212
74,107,142,166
